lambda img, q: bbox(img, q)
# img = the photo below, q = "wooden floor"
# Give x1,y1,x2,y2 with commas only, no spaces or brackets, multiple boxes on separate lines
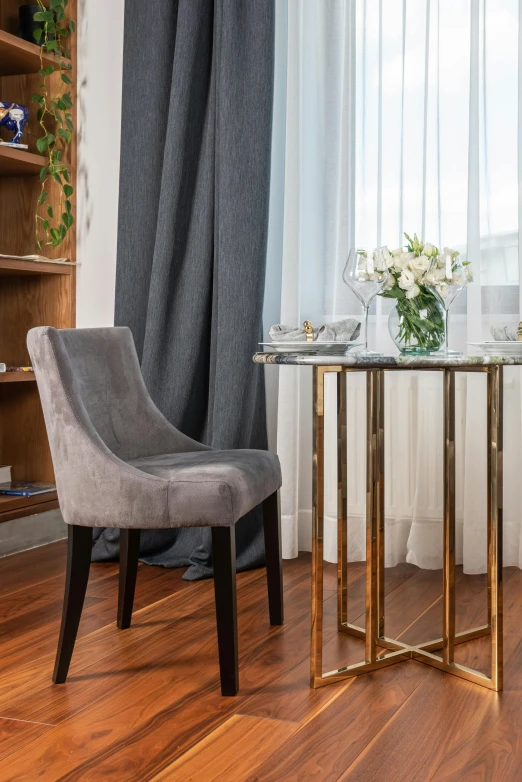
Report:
0,545,521,781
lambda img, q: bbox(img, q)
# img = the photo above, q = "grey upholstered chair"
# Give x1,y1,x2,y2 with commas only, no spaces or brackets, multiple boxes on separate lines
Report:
27,326,283,696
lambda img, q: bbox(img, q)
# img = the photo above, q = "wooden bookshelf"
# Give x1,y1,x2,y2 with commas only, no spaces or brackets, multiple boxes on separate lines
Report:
0,28,70,77
0,371,35,383
0,145,46,176
0,0,77,524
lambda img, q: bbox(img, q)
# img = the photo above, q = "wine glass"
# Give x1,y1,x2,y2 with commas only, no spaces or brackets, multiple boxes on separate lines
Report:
342,248,389,354
425,251,469,354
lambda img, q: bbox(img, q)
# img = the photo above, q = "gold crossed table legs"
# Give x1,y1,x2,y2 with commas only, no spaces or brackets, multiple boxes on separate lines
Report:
311,365,503,691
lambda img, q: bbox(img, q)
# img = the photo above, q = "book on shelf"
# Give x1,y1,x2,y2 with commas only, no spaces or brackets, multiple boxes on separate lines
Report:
0,253,71,264
0,481,55,497
0,466,11,483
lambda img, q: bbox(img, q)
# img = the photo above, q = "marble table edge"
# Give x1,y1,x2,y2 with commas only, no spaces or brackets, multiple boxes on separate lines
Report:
253,351,522,368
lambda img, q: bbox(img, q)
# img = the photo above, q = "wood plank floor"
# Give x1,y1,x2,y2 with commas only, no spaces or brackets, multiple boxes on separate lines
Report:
0,543,521,781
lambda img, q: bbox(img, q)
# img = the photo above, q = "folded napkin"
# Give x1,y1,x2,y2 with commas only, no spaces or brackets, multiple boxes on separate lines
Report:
490,325,519,341
269,318,361,343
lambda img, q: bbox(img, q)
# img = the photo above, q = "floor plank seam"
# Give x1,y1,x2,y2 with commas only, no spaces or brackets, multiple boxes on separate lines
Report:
0,715,56,727
335,663,433,777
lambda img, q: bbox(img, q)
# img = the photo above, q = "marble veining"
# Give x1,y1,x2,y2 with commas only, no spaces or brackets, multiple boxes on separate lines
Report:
253,351,522,369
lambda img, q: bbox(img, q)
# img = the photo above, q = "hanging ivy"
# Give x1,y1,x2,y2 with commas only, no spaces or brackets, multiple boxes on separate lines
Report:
31,0,75,251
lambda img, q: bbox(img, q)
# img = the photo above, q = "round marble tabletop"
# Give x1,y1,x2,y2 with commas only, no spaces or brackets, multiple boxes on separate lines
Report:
253,352,522,369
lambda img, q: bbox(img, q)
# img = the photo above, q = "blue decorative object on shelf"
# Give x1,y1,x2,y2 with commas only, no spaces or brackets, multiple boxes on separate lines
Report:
0,102,29,146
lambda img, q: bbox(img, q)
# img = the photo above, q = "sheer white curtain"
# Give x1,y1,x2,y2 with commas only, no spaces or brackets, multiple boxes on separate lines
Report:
271,0,522,573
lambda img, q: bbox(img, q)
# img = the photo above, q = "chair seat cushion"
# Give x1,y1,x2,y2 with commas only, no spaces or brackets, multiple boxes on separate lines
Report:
127,449,281,527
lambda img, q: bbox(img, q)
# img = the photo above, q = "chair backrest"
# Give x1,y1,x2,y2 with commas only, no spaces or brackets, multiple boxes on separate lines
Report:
28,326,204,463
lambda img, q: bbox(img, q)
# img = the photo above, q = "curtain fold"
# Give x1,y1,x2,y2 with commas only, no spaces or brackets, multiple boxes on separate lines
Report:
274,0,521,573
93,0,275,580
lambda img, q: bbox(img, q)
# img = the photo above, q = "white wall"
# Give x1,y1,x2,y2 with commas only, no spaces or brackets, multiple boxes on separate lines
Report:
76,0,124,326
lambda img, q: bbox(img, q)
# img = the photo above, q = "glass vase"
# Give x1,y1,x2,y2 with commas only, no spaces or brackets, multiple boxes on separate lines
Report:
388,290,445,354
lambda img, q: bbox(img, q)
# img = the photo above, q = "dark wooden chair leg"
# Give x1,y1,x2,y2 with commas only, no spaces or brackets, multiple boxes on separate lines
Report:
263,491,284,625
212,526,238,696
53,525,93,684
117,529,141,630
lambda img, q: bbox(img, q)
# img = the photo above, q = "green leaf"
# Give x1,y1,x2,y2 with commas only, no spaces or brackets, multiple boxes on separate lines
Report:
53,172,63,185
69,20,76,33
56,99,67,111
47,205,54,219
62,169,70,183
36,136,50,153
65,199,72,213
39,166,48,182
58,128,71,143
66,116,74,132
37,108,44,122
39,65,55,77
63,184,73,198
55,150,62,162
33,28,43,43
62,212,73,229
62,92,73,108
50,0,63,7
33,10,54,22
31,93,44,105
61,73,72,85
43,220,50,231
380,287,405,299
39,190,48,205
44,40,58,51
50,228,61,243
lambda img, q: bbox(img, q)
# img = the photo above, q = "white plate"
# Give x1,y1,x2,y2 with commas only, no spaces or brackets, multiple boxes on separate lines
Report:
259,341,362,355
468,341,522,356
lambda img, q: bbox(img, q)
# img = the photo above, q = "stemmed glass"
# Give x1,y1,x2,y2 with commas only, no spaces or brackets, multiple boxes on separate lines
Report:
425,252,469,354
342,248,389,354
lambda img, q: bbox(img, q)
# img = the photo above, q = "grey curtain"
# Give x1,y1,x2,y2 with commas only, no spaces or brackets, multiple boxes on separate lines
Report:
92,0,275,579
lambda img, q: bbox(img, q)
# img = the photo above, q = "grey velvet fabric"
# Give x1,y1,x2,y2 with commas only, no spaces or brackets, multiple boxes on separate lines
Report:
106,0,275,578
27,327,281,530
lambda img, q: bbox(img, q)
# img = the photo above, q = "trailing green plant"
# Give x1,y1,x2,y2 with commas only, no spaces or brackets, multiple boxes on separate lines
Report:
31,0,75,251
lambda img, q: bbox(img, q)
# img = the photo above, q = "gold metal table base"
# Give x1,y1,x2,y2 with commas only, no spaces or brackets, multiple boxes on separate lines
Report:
311,365,503,692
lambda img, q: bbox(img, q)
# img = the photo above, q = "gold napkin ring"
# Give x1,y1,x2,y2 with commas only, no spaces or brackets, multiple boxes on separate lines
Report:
303,321,314,342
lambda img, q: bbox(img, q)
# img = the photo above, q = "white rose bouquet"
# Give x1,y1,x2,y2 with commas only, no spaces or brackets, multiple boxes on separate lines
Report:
358,233,473,353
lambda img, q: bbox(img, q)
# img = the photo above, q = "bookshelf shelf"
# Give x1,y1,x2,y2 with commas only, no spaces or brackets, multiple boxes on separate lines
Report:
0,258,74,276
0,1,77,525
0,372,35,383
0,146,46,177
0,29,70,77
0,491,58,524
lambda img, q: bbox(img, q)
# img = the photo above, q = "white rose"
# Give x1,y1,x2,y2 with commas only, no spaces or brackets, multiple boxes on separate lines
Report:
398,268,415,290
434,266,447,281
394,251,414,271
357,271,369,281
373,246,393,270
409,255,430,278
423,243,436,257
383,275,395,291
406,283,421,299
391,247,403,257
452,271,466,287
443,246,459,259
437,282,448,298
